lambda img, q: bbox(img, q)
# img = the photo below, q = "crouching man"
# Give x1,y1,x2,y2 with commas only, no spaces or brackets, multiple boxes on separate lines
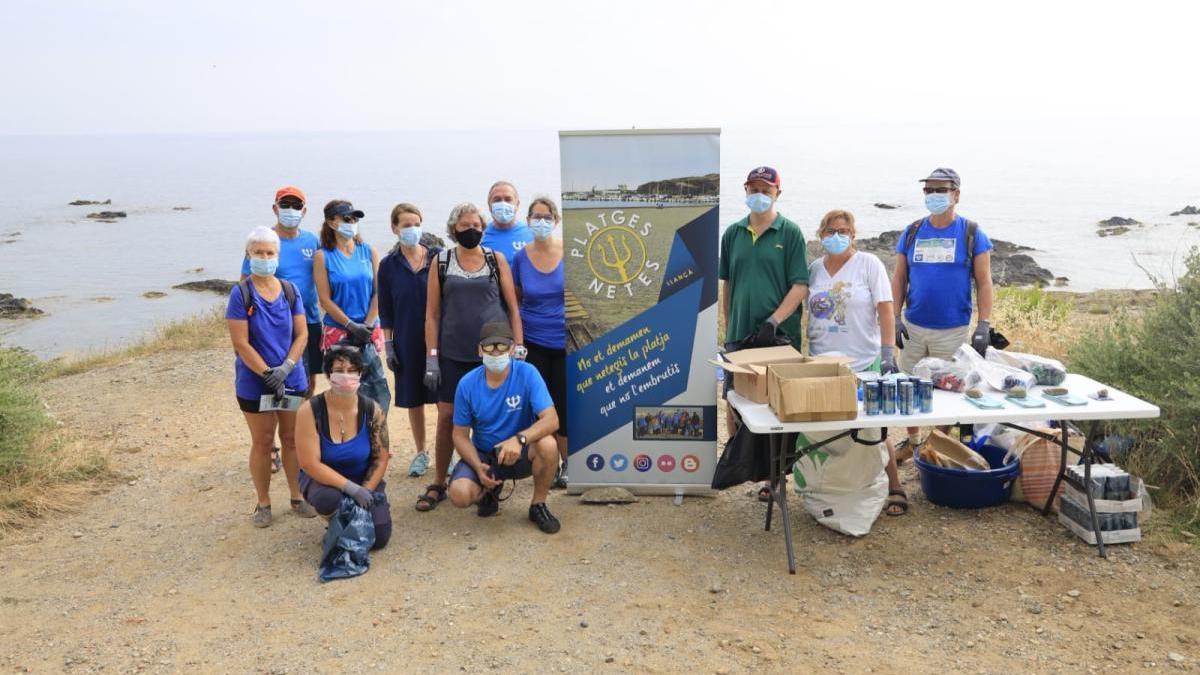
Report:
447,321,562,534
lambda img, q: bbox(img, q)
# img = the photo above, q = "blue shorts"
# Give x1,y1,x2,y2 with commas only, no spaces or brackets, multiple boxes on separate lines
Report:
450,446,534,484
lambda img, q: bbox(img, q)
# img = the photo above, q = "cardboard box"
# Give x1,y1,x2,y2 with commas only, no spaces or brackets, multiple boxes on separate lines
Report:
711,345,806,404
766,357,858,422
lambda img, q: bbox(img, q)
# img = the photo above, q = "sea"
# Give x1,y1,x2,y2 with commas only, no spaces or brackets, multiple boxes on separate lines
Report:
2,122,1198,357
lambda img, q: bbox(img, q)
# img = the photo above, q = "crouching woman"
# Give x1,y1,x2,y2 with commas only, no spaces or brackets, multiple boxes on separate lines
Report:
295,345,393,549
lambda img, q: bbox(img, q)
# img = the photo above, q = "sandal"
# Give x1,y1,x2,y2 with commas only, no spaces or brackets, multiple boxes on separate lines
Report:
270,446,282,474
757,483,772,503
415,484,447,512
886,489,909,516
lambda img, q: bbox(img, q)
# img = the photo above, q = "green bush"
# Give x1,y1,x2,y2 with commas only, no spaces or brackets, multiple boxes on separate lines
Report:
1069,248,1200,524
0,347,50,469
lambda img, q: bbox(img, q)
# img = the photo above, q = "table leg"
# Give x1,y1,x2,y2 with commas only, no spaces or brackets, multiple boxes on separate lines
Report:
1081,440,1107,558
764,433,777,532
1041,422,1071,516
776,432,797,575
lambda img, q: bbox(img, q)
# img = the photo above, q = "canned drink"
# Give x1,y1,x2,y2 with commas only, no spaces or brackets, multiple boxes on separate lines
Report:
864,381,881,416
918,379,934,413
898,381,914,415
881,380,897,415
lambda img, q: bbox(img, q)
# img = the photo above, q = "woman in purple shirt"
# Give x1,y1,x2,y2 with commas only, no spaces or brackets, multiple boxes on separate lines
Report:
226,226,318,528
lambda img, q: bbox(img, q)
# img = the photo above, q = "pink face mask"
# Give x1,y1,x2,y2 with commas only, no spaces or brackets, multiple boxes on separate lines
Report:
328,372,361,395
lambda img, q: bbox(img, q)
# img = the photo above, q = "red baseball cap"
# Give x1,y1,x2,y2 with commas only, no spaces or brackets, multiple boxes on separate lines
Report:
744,166,781,188
275,186,306,203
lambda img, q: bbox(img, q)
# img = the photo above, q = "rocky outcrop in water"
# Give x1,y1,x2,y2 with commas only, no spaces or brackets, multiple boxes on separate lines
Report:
874,203,900,210
1098,216,1139,227
0,293,44,319
172,279,235,295
69,199,111,206
814,230,1055,286
86,211,127,221
1170,205,1199,216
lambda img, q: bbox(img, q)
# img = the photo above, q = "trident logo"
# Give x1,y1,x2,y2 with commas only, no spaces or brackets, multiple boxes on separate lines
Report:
586,226,646,285
505,395,521,410
598,233,633,281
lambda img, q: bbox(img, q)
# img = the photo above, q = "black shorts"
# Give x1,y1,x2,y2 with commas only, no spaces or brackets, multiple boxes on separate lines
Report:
524,342,566,437
304,322,323,378
236,391,308,414
437,357,482,404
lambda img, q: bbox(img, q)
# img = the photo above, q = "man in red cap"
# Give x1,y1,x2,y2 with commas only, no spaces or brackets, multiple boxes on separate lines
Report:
718,166,810,500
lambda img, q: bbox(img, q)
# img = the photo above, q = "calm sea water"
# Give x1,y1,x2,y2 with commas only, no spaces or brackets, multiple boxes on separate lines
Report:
1,123,1197,357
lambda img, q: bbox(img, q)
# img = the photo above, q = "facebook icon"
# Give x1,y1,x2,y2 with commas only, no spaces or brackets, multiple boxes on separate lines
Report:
586,453,606,471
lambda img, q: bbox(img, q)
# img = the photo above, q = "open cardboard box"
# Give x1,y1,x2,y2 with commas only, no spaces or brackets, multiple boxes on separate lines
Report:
711,345,806,404
766,357,858,422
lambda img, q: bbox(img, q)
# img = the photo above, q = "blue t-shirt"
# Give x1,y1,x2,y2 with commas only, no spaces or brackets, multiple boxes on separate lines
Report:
481,221,533,261
225,282,308,399
511,248,565,350
896,216,993,329
453,360,554,453
240,230,321,324
321,242,375,327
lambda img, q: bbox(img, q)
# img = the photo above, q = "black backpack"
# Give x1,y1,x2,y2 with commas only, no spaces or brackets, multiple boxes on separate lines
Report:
238,278,297,320
901,218,979,270
437,247,499,291
310,392,373,442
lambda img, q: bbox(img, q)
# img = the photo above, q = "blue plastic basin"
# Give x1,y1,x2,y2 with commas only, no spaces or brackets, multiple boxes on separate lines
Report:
914,441,1020,509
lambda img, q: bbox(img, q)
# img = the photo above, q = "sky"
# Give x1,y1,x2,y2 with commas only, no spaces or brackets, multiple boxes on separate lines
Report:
1,0,1198,135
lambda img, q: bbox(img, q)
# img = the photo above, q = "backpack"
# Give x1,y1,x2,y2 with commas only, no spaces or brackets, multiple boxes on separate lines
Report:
901,218,979,270
238,278,297,320
437,247,500,291
310,392,373,443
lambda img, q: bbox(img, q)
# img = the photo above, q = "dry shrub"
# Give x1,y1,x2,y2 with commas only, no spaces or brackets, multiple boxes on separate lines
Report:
45,306,226,379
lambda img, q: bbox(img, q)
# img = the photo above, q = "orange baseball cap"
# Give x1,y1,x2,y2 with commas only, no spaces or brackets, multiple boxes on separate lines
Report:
275,186,306,203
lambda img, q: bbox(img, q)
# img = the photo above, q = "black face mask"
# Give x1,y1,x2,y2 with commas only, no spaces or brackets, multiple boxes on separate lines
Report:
456,228,483,249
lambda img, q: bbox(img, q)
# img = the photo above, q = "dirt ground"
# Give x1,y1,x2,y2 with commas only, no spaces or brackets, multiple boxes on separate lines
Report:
1,348,1198,673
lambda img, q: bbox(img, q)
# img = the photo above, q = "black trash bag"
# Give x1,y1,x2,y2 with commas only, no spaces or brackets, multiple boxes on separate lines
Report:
989,328,1011,350
712,425,797,490
318,495,377,582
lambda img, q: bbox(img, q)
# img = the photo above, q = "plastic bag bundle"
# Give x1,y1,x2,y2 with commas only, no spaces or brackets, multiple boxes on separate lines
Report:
953,344,1035,392
984,347,1067,386
912,357,980,392
318,495,377,582
792,429,887,536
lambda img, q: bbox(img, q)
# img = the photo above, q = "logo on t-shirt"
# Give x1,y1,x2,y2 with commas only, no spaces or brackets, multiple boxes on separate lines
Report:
301,248,314,259
505,395,521,411
569,210,662,300
913,238,957,264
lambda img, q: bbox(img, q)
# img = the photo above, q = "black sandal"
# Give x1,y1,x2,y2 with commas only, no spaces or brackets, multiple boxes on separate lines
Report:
415,484,447,512
886,489,909,516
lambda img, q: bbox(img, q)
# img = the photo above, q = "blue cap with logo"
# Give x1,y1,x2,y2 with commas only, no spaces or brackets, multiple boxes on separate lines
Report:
918,167,960,187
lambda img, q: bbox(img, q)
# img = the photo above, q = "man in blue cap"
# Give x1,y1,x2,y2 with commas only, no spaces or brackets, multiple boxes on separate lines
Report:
892,167,994,448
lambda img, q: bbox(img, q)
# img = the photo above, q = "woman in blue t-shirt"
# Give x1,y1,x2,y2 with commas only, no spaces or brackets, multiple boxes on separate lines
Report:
226,226,318,528
511,196,568,488
313,199,390,414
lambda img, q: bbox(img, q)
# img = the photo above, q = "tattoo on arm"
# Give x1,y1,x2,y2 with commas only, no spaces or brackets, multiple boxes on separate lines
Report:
366,404,390,477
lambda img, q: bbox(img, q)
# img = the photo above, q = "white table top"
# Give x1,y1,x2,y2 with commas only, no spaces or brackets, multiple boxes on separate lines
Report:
729,373,1160,434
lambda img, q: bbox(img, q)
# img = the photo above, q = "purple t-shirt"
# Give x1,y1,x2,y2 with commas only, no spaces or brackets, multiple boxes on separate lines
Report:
226,282,307,400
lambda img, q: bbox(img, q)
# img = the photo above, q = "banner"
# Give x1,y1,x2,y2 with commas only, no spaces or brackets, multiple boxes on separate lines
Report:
559,129,720,495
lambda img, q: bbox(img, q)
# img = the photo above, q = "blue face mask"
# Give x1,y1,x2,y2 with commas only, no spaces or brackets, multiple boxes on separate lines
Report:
530,218,555,240
482,353,511,373
398,226,422,247
490,201,516,224
745,193,773,214
277,208,302,228
925,192,953,215
821,233,852,255
249,257,278,277
337,221,358,239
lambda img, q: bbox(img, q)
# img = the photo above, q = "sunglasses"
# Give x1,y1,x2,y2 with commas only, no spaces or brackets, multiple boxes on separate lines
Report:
278,198,304,209
339,215,359,224
480,343,512,354
922,187,956,194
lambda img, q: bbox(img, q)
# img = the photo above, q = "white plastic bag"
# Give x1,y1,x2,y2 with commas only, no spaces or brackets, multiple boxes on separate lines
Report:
984,347,1067,386
792,429,888,536
913,357,980,392
953,344,1036,392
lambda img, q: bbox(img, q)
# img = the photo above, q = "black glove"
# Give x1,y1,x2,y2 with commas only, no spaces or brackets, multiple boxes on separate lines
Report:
345,321,373,346
971,319,991,356
384,342,399,372
423,356,441,390
895,317,910,350
745,317,786,348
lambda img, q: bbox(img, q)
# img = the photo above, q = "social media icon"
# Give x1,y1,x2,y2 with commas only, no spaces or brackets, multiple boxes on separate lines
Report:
681,454,700,473
586,454,605,471
633,454,653,472
609,453,629,472
657,454,676,472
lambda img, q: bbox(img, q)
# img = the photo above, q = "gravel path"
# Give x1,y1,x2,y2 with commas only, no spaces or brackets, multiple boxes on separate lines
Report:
0,348,1197,673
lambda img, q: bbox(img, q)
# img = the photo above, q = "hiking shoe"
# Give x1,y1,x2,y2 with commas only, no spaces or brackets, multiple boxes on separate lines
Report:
528,502,561,534
551,460,568,490
290,499,318,518
408,451,430,477
252,505,272,528
477,486,501,517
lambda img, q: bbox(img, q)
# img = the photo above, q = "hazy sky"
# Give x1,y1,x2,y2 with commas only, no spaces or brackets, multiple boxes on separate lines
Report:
2,0,1197,135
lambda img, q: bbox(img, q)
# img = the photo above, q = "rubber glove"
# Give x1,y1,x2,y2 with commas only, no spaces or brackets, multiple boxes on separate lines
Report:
384,341,398,372
346,321,373,345
753,317,781,346
341,480,373,509
423,356,440,390
880,345,899,375
895,317,910,350
971,319,991,356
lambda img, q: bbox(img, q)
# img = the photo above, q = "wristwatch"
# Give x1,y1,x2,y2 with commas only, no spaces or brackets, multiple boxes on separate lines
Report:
513,344,528,359
516,433,528,447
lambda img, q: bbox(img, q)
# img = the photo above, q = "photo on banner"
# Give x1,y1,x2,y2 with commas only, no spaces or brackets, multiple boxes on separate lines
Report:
559,129,720,495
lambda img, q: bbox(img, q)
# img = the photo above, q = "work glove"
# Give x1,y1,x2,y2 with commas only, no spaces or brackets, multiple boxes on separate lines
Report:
423,355,440,391
880,345,899,375
971,319,991,356
746,317,787,348
261,359,295,397
345,321,373,346
895,317,910,350
384,342,399,372
341,480,373,510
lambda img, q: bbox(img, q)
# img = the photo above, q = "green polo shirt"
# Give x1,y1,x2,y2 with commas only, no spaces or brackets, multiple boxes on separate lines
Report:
718,213,809,346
